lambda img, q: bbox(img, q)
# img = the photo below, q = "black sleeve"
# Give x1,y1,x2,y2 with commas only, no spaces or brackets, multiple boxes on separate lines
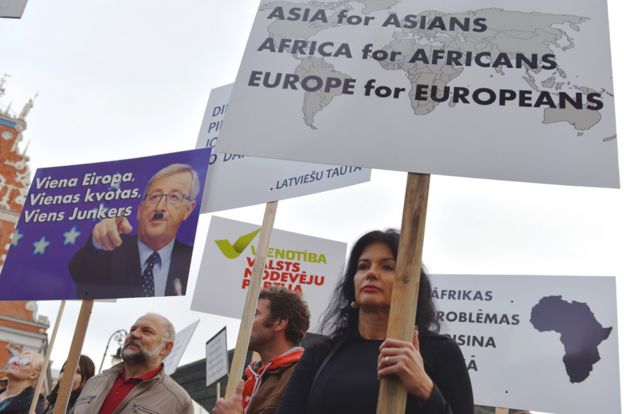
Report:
275,343,326,414
419,337,474,414
35,394,46,414
68,236,112,298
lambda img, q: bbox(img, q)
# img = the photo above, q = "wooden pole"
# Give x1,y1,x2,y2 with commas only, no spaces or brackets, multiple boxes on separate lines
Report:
28,300,65,414
225,201,278,398
376,173,430,414
52,300,94,414
216,381,221,398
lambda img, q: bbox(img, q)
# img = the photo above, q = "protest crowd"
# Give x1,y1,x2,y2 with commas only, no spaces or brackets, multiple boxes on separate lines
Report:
0,0,616,413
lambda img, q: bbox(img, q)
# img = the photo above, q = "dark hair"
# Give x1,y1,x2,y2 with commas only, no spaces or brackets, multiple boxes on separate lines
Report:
76,354,95,387
320,229,439,339
259,287,311,344
47,355,95,407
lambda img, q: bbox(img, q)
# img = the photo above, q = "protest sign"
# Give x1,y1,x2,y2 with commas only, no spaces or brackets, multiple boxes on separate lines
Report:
191,216,346,332
165,320,200,375
196,83,371,213
431,274,619,414
217,0,619,188
0,148,211,300
0,0,27,18
205,327,229,388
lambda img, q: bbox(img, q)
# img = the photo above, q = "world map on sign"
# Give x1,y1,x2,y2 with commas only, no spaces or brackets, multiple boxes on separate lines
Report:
219,0,617,188
259,0,612,136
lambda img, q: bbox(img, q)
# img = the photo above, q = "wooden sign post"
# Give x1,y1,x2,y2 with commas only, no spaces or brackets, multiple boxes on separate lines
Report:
28,300,65,414
377,173,430,414
224,201,278,398
52,300,94,414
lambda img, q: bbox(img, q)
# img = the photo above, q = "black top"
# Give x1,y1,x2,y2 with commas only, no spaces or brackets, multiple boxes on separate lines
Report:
276,331,473,414
0,387,45,414
43,388,81,414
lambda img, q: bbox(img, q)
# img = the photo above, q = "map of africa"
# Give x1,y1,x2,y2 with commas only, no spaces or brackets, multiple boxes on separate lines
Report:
259,0,612,136
530,295,612,383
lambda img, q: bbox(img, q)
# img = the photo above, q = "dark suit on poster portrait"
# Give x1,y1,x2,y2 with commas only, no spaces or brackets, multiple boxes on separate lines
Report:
69,234,192,299
68,163,199,300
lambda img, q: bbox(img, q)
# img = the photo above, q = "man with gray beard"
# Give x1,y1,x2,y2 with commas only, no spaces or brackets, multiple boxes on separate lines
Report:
71,313,192,414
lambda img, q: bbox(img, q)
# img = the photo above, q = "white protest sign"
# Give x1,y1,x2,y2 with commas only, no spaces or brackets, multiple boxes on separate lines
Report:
205,327,228,387
217,0,619,188
191,216,346,331
430,274,619,414
0,0,27,18
164,320,200,375
196,83,371,213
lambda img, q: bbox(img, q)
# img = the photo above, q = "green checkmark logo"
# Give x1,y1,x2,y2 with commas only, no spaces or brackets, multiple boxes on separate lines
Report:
215,228,261,259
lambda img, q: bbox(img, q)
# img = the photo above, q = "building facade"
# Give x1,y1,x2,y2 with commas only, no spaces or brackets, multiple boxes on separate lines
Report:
0,76,31,269
0,78,51,392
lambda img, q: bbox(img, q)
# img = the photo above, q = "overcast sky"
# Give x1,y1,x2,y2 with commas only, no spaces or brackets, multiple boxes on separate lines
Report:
1,1,623,411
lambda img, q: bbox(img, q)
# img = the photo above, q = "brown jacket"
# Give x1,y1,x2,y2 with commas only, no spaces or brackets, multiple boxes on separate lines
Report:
244,350,302,414
70,363,192,414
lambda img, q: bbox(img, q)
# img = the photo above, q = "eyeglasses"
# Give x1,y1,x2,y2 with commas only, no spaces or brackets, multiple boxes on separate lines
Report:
143,191,191,206
8,356,30,367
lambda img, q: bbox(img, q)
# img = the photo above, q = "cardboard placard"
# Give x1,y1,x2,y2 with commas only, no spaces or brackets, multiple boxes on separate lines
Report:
217,0,618,188
191,216,346,332
196,83,371,213
0,148,211,300
431,274,619,414
206,327,229,388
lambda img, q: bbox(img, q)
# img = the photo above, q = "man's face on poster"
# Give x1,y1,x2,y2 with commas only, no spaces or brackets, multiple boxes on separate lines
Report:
137,171,196,250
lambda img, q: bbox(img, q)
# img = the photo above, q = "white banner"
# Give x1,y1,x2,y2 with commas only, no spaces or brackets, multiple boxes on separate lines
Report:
217,0,619,188
191,216,346,332
430,274,619,414
196,84,370,213
0,0,27,18
164,320,200,375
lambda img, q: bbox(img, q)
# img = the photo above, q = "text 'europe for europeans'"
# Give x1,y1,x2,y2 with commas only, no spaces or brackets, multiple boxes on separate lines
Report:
247,71,603,110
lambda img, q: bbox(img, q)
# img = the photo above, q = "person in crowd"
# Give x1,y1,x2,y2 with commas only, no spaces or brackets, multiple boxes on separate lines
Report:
71,313,193,414
69,164,199,299
276,229,474,414
213,286,311,414
43,355,95,414
0,351,45,413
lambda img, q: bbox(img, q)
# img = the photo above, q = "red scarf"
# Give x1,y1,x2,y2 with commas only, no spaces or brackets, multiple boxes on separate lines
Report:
242,347,304,411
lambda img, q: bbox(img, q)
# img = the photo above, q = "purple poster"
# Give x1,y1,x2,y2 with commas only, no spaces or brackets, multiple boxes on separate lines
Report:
0,148,211,300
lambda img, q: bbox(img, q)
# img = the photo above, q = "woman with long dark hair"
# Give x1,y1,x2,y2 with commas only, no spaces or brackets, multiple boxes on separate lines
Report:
277,229,473,414
44,355,95,414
